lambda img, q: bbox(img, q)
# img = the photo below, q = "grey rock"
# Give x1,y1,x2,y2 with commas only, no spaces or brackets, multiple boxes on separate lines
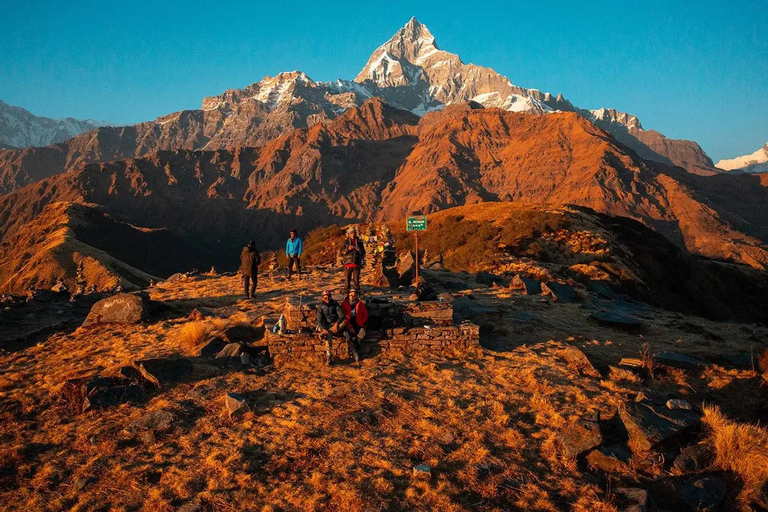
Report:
82,292,151,327
678,476,726,511
225,392,248,418
216,343,244,359
558,415,603,458
81,379,144,411
127,410,174,436
541,281,578,303
397,252,417,286
673,444,713,473
619,400,701,451
177,498,203,512
509,274,542,295
666,399,692,410
615,487,648,512
560,346,600,378
240,352,252,366
654,352,706,370
589,310,643,331
196,336,227,358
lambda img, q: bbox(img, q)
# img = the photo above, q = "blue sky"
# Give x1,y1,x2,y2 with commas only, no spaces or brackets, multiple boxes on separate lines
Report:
1,0,766,161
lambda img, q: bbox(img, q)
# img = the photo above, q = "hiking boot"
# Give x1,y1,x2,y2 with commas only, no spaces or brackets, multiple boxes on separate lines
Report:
325,353,332,366
353,349,360,363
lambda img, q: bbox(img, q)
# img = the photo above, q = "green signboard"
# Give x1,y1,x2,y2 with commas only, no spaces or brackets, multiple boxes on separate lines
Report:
406,215,427,231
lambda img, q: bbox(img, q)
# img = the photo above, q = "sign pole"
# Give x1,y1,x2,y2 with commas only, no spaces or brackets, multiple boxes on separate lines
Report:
415,231,419,285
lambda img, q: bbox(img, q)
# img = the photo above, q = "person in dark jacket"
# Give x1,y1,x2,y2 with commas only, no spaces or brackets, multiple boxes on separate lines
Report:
286,229,303,280
240,240,261,298
339,227,365,295
341,288,368,362
316,289,346,365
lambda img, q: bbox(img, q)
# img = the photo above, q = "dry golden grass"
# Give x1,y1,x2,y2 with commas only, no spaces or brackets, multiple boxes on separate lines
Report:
702,405,768,497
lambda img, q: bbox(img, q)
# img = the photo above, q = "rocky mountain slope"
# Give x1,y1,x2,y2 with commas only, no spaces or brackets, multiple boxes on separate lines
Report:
0,99,104,150
1,100,766,295
716,142,768,173
0,18,718,194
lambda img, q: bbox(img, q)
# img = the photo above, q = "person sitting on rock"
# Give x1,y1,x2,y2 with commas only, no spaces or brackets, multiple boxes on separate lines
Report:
316,290,346,365
341,288,368,362
239,240,261,299
339,226,366,294
285,229,303,280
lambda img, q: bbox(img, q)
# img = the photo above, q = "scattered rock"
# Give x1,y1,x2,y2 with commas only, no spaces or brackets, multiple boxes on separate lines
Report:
127,410,175,438
559,346,600,378
666,399,692,411
165,273,189,283
223,325,258,343
196,336,227,358
136,358,221,388
240,352,252,366
619,358,645,369
476,272,505,287
82,292,151,327
83,383,144,411
412,464,431,478
677,476,727,511
558,415,603,458
589,310,643,331
185,383,217,401
397,252,417,286
614,487,648,512
619,400,701,452
225,392,248,418
189,307,216,320
509,274,542,295
177,498,203,512
216,343,244,359
541,281,578,303
654,352,706,371
673,444,714,474
51,280,69,293
609,366,641,383
72,476,94,492
116,365,142,381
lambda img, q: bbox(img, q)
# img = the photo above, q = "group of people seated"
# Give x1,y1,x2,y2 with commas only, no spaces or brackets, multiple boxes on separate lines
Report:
240,226,371,365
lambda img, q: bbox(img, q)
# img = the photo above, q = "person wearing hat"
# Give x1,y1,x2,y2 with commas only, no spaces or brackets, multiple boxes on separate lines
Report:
339,226,366,294
341,288,368,362
239,240,261,299
285,229,303,280
316,290,346,365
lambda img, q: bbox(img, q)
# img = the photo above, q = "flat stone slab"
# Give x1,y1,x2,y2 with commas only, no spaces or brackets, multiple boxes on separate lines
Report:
589,310,643,331
619,400,701,451
654,352,706,370
558,415,603,458
542,282,578,303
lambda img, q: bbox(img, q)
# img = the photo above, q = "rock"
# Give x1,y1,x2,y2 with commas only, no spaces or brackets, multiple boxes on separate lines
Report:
225,392,248,418
189,307,216,320
77,377,145,411
673,444,714,473
240,352,252,366
127,410,174,437
409,277,437,301
614,487,648,512
196,336,227,358
666,399,692,411
585,445,631,473
541,281,578,303
165,273,188,283
609,366,641,383
185,383,217,401
559,346,600,378
509,274,542,295
678,476,727,511
654,352,706,370
619,400,701,452
476,272,505,287
223,325,258,343
177,498,203,512
116,365,142,381
588,280,617,299
397,252,417,286
589,310,643,331
72,476,94,492
51,280,69,293
558,415,603,458
412,464,431,478
619,358,645,369
81,293,151,327
136,358,221,388
216,343,244,359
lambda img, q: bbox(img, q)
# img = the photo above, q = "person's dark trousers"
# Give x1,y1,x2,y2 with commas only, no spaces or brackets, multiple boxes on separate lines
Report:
323,330,345,356
287,255,301,279
344,266,360,293
243,276,257,298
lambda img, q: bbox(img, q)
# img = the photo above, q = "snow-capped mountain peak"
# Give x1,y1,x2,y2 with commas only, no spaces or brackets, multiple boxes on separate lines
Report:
716,142,768,173
0,99,106,149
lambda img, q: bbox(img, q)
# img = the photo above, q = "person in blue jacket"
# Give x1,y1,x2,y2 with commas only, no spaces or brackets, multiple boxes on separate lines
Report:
286,229,303,280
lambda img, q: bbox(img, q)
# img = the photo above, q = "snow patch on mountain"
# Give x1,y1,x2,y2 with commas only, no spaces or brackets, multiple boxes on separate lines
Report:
717,143,768,173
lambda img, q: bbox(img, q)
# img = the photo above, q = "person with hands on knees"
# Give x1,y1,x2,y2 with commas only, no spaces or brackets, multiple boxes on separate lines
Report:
341,288,368,362
316,290,345,365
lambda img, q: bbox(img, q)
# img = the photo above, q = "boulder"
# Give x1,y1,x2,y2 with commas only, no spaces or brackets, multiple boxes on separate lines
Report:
82,293,151,327
196,336,227,358
216,343,244,359
397,252,417,286
509,274,542,295
619,400,701,452
678,476,727,511
223,325,258,343
225,392,248,418
558,415,603,458
654,352,706,370
673,444,714,473
559,346,600,378
541,281,578,303
127,410,175,438
614,487,648,512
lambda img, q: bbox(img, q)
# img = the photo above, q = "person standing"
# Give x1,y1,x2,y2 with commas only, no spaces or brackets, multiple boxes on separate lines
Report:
286,229,303,280
339,227,365,294
316,290,346,365
341,288,368,362
239,240,261,299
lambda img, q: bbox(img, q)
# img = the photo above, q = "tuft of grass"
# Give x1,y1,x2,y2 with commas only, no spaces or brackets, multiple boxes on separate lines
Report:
702,405,768,497
177,315,251,353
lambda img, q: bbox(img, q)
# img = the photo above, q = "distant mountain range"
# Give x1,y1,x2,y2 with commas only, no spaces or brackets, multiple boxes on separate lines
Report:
0,99,105,150
0,17,725,195
717,142,768,173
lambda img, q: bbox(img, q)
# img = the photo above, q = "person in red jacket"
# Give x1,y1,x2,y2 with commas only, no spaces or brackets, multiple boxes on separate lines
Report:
341,288,368,362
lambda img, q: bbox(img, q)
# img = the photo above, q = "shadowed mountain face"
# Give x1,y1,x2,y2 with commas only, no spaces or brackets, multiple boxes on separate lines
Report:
1,99,767,296
0,18,718,195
